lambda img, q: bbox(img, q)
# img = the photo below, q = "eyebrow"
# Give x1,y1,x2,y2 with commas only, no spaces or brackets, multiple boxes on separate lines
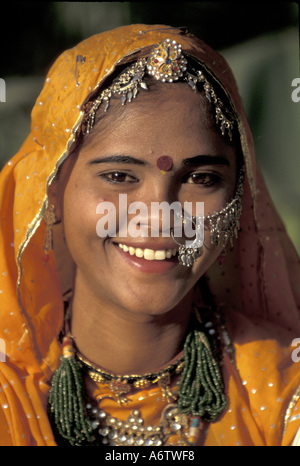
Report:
88,154,230,168
182,155,230,167
88,155,147,166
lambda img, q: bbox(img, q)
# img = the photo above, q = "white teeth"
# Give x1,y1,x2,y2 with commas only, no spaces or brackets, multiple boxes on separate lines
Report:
154,250,166,261
166,249,172,259
117,244,177,261
135,248,144,258
144,249,155,261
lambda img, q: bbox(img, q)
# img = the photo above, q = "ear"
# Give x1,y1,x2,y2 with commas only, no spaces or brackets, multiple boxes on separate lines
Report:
48,174,76,297
47,150,79,223
48,177,63,223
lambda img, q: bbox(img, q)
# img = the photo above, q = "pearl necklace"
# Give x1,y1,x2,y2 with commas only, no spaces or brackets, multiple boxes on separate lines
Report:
85,403,194,446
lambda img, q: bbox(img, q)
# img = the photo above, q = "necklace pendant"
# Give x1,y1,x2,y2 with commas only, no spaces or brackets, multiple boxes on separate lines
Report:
157,373,177,403
109,378,131,405
133,379,151,390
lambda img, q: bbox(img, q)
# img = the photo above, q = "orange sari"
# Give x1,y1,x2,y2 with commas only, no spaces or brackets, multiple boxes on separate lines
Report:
0,24,299,446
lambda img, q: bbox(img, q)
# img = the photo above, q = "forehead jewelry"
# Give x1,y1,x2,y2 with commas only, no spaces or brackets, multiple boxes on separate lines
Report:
81,39,235,140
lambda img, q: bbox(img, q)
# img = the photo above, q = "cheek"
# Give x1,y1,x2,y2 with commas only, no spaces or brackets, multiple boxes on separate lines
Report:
179,188,230,220
203,191,229,217
95,197,122,238
62,177,102,257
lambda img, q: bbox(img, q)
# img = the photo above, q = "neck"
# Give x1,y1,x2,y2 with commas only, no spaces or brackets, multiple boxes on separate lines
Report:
70,277,194,375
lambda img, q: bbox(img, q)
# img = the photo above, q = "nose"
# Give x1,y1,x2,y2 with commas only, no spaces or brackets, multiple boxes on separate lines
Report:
135,179,204,245
121,178,178,239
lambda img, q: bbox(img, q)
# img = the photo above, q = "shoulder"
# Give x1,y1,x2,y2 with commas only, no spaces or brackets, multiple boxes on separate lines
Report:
223,310,300,445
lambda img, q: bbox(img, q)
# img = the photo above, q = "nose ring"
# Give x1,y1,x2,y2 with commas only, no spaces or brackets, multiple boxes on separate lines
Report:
171,212,204,267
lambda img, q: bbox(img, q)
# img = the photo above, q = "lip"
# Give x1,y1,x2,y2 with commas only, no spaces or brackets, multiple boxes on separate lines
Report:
113,242,179,274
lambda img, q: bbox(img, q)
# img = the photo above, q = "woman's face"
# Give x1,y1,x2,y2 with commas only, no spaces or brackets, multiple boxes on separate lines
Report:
58,83,237,317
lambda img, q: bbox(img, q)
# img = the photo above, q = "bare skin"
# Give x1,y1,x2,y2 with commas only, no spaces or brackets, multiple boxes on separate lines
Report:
51,84,237,375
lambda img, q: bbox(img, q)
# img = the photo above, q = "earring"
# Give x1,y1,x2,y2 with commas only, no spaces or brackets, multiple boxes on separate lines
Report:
43,204,56,264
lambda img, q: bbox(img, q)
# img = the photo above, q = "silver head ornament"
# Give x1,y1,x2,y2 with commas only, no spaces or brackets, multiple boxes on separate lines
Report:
82,39,235,141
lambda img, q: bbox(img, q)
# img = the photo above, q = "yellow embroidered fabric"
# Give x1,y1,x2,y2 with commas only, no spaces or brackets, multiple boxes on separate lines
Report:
0,24,299,446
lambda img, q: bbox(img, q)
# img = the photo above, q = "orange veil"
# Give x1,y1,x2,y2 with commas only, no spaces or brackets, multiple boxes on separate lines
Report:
0,24,299,446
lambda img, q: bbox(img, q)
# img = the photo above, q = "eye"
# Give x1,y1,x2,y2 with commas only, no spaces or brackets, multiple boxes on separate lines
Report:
101,171,138,184
183,172,221,187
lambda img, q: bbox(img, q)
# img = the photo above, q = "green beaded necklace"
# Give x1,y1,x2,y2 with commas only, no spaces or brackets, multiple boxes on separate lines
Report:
48,308,227,446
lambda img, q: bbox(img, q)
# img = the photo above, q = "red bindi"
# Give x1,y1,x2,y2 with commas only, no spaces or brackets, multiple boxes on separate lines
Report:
156,155,173,172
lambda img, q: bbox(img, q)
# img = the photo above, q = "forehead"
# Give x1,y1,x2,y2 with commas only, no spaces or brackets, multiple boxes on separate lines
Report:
80,83,221,152
57,83,237,186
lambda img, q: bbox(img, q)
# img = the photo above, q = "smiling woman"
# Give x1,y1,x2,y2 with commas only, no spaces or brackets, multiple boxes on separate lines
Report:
57,82,237,298
0,24,299,447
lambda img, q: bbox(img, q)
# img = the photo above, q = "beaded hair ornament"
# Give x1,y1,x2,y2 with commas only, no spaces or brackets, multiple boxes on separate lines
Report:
81,39,243,268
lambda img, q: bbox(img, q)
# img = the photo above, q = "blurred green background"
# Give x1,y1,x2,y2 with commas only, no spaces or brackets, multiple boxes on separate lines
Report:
0,1,299,253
